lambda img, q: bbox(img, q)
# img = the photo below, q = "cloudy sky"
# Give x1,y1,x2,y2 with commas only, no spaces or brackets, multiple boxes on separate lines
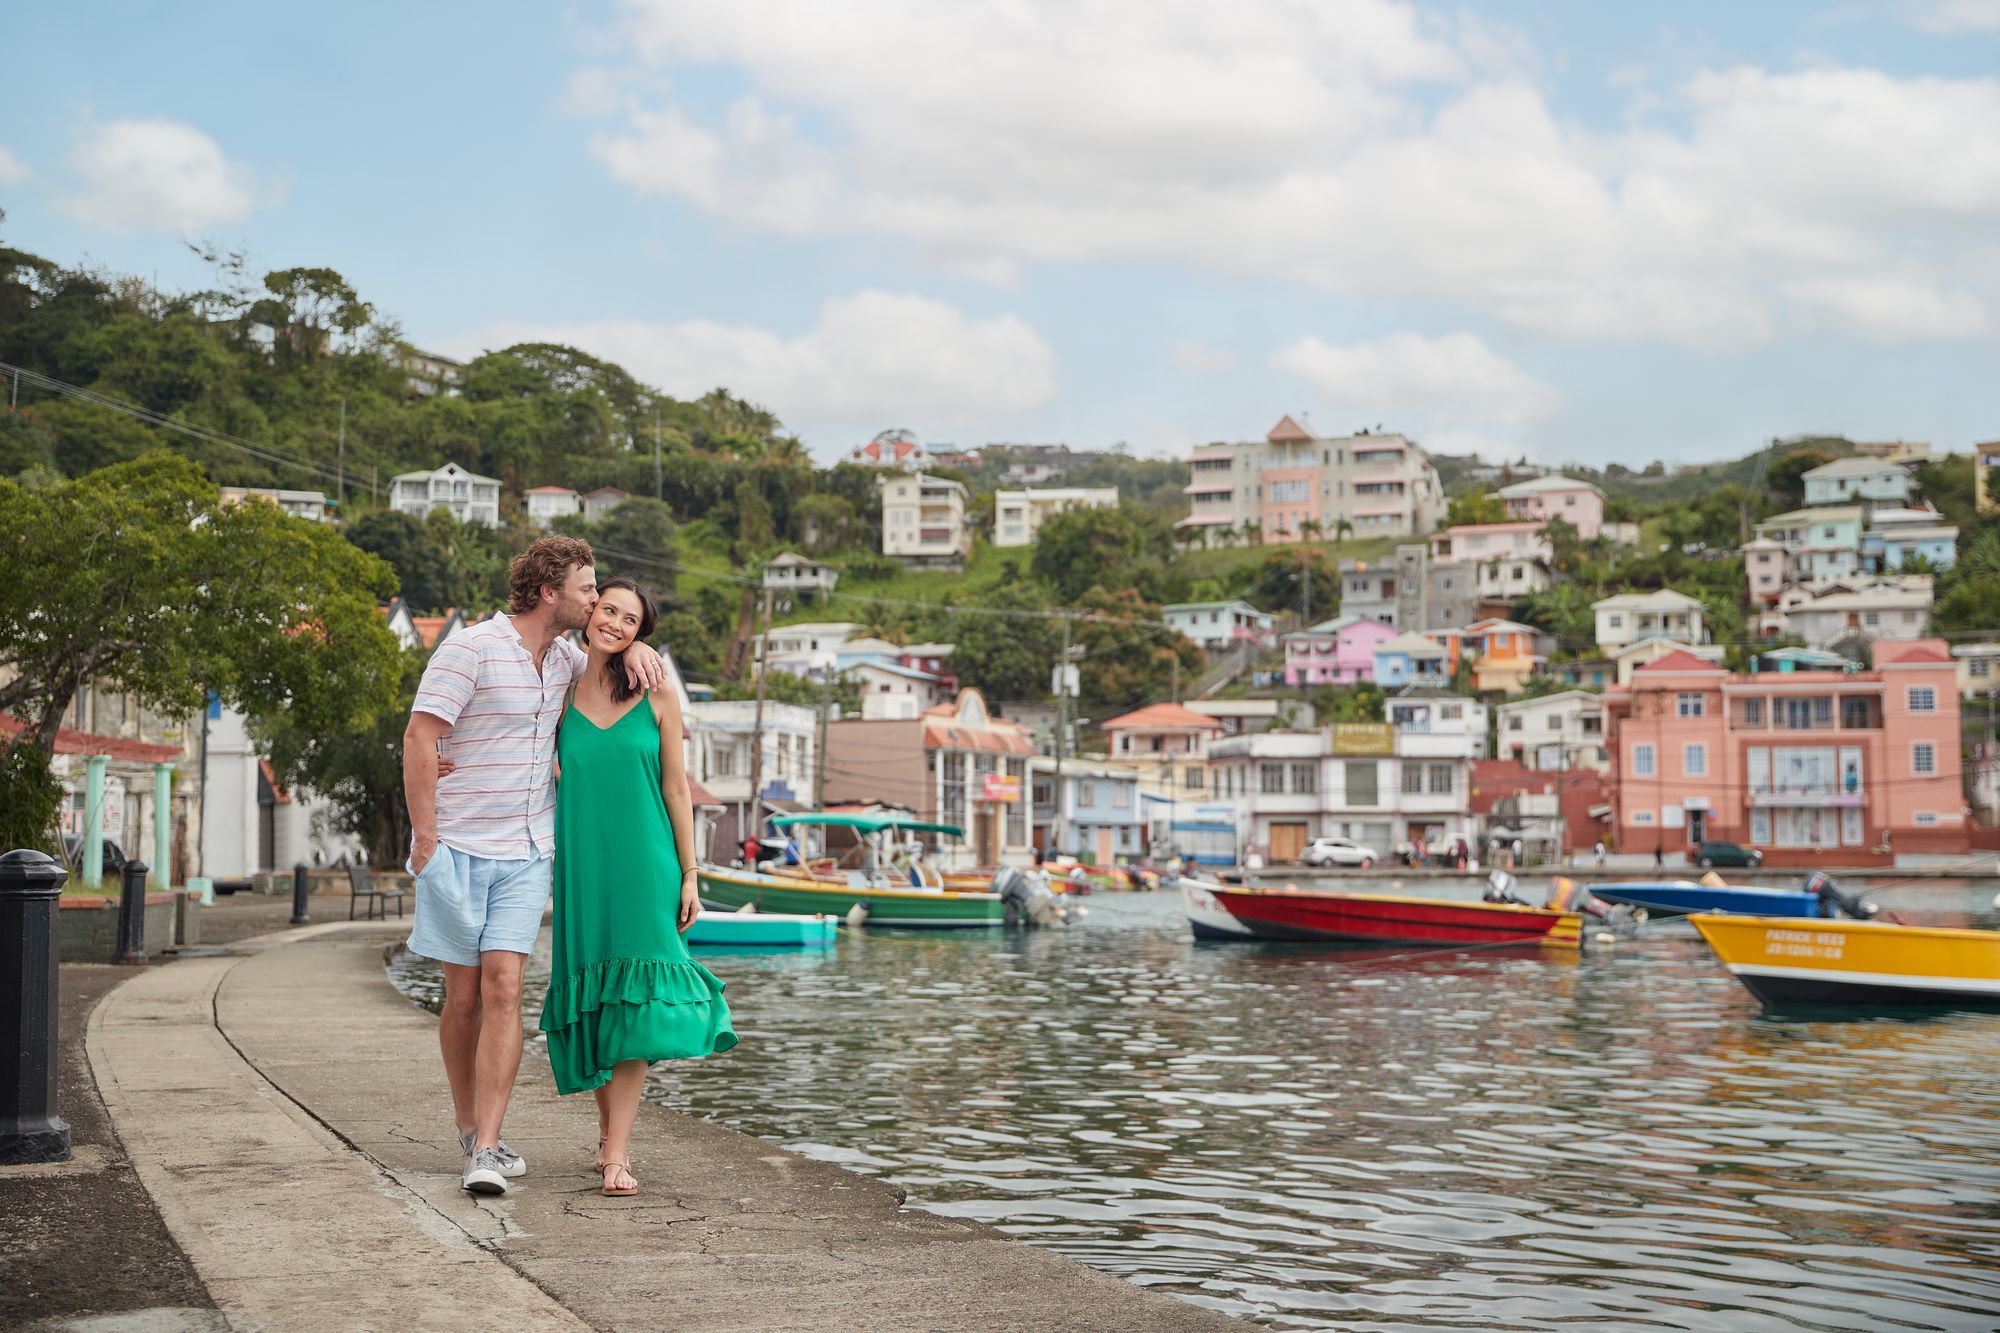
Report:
4,1,1998,466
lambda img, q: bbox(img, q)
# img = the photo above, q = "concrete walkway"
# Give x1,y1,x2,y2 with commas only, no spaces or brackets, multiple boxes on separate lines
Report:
88,924,1236,1332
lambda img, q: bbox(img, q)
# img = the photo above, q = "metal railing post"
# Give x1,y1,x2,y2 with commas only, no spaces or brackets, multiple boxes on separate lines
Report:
115,859,150,965
0,849,71,1163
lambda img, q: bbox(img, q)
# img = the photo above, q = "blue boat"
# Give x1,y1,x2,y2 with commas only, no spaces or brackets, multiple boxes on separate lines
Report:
1590,880,1823,918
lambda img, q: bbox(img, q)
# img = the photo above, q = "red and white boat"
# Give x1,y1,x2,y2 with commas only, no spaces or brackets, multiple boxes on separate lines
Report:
1183,881,1584,949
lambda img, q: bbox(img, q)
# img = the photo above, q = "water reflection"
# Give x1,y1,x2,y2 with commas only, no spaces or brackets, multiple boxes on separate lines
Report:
390,888,2000,1331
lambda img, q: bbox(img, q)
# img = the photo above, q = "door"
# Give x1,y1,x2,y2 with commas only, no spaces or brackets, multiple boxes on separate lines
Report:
1687,810,1706,847
1095,828,1113,865
1270,822,1309,863
976,808,997,867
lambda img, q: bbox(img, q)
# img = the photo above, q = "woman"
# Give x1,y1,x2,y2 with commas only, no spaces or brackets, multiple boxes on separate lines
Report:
540,577,736,1197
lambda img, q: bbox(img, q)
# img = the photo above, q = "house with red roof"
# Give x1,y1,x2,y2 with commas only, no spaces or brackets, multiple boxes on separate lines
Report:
1603,639,1968,865
844,428,931,473
823,688,1034,868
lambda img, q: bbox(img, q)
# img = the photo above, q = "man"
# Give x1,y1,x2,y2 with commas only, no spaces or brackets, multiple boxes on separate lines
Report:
402,535,666,1196
1594,839,1607,872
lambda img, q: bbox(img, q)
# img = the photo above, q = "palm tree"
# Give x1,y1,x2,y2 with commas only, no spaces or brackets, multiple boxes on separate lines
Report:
1239,518,1264,547
1299,517,1324,544
1334,516,1354,546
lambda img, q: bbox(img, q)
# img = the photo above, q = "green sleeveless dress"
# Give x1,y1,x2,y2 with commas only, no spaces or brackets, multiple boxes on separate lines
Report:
540,690,737,1095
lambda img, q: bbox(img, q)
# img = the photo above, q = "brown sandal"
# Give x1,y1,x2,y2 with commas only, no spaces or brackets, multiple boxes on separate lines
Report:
600,1159,638,1197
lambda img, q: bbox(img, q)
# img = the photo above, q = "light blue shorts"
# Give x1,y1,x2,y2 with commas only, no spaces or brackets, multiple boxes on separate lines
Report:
405,843,551,967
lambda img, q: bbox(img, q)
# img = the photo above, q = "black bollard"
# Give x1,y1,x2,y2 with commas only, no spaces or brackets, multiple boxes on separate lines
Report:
290,863,310,925
114,859,150,966
1,848,72,1163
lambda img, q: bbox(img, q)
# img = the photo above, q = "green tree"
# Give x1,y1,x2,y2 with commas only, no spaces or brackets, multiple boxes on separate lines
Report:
0,741,63,853
1074,587,1201,709
256,649,423,866
1031,506,1168,602
345,509,454,611
949,586,1057,703
0,452,401,752
1933,527,2000,635
1313,681,1384,724
1765,447,1834,510
1243,547,1338,622
1446,488,1508,526
592,496,680,598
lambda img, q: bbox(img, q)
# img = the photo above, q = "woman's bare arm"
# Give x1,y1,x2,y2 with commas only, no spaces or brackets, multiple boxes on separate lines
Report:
655,685,701,931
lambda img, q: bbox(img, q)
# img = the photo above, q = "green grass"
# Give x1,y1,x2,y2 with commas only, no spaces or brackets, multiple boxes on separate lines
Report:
1172,536,1396,583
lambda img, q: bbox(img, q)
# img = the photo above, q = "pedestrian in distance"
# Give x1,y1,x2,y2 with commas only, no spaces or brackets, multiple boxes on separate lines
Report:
402,536,669,1197
1653,844,1665,872
1594,839,1606,872
537,578,736,1198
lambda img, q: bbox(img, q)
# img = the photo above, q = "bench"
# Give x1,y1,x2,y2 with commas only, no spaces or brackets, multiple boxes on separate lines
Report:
347,864,407,921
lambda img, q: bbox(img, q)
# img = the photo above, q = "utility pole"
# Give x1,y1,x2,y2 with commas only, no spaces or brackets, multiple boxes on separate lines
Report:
746,589,774,850
335,395,347,506
1052,613,1073,854
814,676,831,812
370,465,378,507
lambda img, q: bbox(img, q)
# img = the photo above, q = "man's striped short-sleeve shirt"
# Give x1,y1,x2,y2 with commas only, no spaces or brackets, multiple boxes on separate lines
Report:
411,615,586,860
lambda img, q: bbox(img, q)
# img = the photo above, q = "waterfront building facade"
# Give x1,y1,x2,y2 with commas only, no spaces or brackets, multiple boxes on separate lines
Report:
1603,641,1968,862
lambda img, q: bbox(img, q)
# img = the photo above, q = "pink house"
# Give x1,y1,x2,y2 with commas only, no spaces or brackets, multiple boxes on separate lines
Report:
1495,475,1606,539
1283,614,1395,685
1603,640,1967,866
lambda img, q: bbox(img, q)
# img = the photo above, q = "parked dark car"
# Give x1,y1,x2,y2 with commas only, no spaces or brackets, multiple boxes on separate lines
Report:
1688,840,1763,869
60,833,129,880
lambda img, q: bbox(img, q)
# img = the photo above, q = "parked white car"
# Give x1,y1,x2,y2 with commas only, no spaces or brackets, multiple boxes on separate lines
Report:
1301,836,1377,868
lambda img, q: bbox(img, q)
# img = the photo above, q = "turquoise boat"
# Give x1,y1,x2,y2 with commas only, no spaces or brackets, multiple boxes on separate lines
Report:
685,910,839,947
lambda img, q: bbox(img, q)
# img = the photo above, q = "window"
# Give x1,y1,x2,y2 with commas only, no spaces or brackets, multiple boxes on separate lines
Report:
1913,742,1936,776
1291,763,1317,794
1974,659,1992,679
1345,761,1378,806
1608,614,1624,629
1547,715,1564,731
714,745,737,777
1112,784,1131,808
1915,811,1939,826
1269,480,1310,503
1428,763,1453,794
1750,809,1771,843
1185,768,1203,791
1075,779,1096,806
1260,763,1285,794
1908,686,1937,713
1677,692,1705,717
1743,698,1763,726
1440,703,1462,720
1631,809,1655,826
1402,764,1424,795
1814,696,1832,727
1684,744,1707,776
1633,744,1655,777
1508,715,1524,732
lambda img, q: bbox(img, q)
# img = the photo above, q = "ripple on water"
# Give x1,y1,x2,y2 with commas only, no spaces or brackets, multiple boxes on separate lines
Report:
389,887,2000,1332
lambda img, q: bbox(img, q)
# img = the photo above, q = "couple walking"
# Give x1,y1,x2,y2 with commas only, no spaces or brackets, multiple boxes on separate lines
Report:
401,535,736,1199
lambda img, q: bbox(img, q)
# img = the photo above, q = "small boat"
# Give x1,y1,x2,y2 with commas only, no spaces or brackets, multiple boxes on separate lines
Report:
1591,878,1822,918
684,910,838,947
697,865,1007,929
1185,882,1583,948
1691,912,2000,1008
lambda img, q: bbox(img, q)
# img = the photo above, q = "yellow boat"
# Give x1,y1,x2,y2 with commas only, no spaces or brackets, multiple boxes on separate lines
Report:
1690,912,2000,1009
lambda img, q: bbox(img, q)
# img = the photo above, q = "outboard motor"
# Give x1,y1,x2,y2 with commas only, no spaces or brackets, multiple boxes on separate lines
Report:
993,865,1078,927
1483,870,1529,905
1546,876,1645,933
1807,871,1877,920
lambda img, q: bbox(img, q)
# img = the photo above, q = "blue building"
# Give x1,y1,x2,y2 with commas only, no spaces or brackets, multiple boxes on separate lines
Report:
1030,758,1145,863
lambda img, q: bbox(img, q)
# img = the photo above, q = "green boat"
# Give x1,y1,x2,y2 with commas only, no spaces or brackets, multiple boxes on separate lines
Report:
696,866,1007,929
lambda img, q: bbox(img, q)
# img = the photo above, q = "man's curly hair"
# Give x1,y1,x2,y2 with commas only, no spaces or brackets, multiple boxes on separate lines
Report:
508,535,595,615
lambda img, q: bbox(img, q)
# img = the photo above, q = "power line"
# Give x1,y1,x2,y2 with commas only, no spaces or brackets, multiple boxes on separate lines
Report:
1,360,349,490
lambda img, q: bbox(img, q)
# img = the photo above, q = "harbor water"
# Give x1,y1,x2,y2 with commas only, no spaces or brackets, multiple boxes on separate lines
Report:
391,883,2000,1331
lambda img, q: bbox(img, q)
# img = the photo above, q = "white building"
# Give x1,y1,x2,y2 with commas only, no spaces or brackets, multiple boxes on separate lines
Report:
684,700,819,846
201,704,361,880
1178,416,1447,543
853,660,949,720
218,487,332,523
882,472,973,568
525,485,581,528
1495,690,1607,773
1429,522,1554,566
1592,590,1707,650
1803,456,1912,509
582,487,630,523
1164,600,1277,652
1953,643,2000,698
1606,638,1725,686
763,551,840,600
1784,584,1933,647
390,462,503,528
1494,474,1607,539
391,345,465,397
991,487,1120,547
756,622,862,679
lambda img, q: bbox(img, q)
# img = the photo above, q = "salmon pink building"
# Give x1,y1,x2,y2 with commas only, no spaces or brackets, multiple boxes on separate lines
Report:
1603,641,1968,866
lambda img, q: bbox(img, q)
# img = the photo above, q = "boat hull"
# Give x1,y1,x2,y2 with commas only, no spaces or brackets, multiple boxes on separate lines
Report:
1194,887,1582,949
1690,913,2000,1009
696,867,1007,928
685,911,839,947
1181,882,1256,940
1591,881,1821,918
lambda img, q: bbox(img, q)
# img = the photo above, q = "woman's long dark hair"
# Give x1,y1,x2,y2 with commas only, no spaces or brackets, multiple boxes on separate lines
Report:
596,576,659,704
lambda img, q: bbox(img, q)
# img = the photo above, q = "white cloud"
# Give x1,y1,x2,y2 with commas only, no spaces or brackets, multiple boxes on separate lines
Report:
579,1,2000,347
1274,331,1561,454
443,291,1055,435
1907,0,2000,32
0,147,30,186
1170,339,1237,374
63,119,272,233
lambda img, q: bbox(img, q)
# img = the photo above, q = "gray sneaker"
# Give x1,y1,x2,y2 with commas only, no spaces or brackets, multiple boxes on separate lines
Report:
462,1147,510,1195
458,1130,527,1178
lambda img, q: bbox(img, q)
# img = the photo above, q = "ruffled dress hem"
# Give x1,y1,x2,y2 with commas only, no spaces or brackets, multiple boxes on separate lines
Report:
539,956,738,1095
